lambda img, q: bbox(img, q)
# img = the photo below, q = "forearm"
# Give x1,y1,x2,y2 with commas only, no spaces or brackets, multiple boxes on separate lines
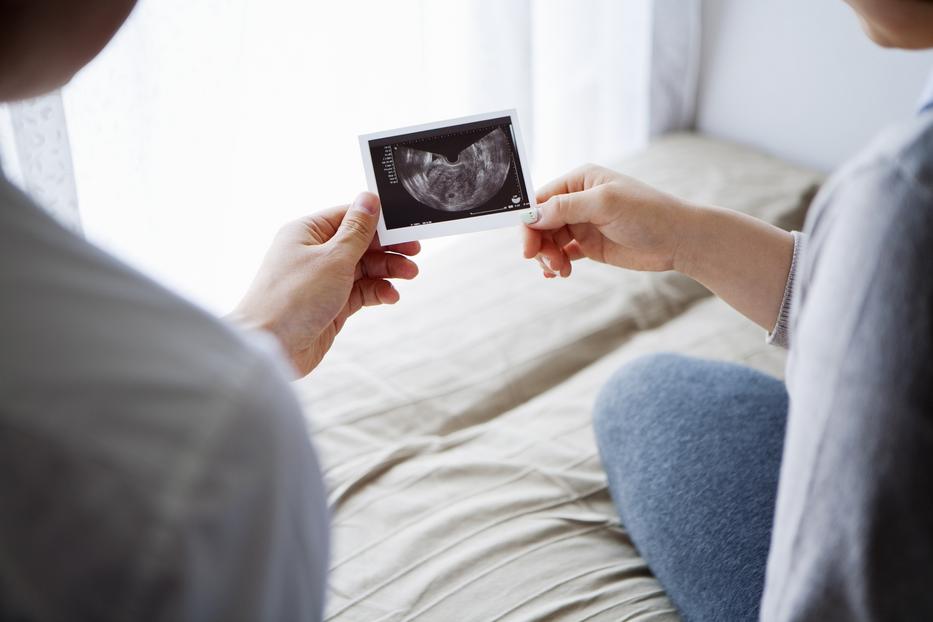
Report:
675,203,795,331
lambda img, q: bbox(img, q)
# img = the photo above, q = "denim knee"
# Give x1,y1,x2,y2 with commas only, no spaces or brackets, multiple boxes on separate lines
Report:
592,353,787,622
593,352,695,445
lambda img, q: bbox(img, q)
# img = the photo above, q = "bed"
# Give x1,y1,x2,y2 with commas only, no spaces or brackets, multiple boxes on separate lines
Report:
291,133,822,621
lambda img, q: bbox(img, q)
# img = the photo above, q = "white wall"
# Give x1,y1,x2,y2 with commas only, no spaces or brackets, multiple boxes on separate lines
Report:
697,0,933,172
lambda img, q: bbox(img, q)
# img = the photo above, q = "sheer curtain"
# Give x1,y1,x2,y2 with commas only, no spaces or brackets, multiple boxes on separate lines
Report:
0,93,81,232
0,0,699,313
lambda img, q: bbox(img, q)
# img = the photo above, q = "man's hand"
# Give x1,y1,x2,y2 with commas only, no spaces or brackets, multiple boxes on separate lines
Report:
231,192,420,377
523,164,692,278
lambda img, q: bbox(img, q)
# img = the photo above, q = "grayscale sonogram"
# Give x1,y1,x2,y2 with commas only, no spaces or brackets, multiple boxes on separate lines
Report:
394,128,512,213
364,114,531,233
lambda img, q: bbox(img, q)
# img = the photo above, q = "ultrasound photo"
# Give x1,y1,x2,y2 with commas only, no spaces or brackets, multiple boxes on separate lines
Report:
394,128,512,213
363,114,531,234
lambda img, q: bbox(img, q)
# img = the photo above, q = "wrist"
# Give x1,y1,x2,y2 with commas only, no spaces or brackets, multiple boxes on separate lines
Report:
227,307,304,368
227,305,281,343
670,200,708,278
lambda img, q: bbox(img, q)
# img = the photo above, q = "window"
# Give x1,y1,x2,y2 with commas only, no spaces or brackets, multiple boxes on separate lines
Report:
3,0,698,313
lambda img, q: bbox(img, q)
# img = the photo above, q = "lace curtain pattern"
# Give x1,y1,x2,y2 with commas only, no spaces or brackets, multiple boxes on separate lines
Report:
0,92,81,232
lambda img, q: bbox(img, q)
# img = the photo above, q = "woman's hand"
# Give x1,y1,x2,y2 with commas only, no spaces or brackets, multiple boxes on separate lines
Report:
230,192,420,377
523,164,693,278
525,163,796,333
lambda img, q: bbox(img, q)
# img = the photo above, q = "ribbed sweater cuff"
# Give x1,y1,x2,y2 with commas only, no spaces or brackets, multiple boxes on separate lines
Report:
767,231,805,349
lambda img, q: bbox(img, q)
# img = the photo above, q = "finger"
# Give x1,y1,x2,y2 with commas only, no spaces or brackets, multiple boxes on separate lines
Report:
552,225,574,250
367,235,422,256
347,278,399,316
278,205,347,244
535,167,587,204
330,192,381,259
559,257,572,278
538,236,568,274
535,163,613,204
539,245,572,278
563,239,585,261
527,186,606,231
355,252,419,280
551,227,574,279
535,255,555,277
523,226,543,259
385,241,421,256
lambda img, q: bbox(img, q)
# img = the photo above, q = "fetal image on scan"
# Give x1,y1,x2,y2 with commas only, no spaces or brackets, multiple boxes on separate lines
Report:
394,128,512,212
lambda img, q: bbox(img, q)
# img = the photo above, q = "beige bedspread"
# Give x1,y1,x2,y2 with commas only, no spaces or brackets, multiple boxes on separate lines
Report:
292,133,822,621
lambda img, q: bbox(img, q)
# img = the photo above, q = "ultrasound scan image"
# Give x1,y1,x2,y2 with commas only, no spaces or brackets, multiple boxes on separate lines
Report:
394,128,512,212
367,115,531,231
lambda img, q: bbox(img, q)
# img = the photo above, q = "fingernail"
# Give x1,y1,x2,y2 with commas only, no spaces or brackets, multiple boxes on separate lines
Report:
355,193,379,215
520,207,540,225
535,255,556,276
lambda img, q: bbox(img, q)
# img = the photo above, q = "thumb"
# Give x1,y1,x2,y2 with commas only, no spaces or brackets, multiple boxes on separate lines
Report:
527,188,600,230
332,192,380,258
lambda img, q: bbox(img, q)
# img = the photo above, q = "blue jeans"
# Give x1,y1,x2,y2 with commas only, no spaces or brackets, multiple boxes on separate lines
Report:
593,354,788,622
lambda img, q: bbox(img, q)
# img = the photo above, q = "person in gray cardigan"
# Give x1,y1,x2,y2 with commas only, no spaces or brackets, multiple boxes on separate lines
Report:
525,1,933,620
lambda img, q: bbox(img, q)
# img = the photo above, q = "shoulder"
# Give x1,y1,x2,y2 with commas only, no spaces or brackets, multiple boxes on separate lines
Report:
0,169,308,469
820,112,933,203
0,176,327,619
792,115,933,382
803,114,933,269
883,110,933,193
841,110,933,183
0,171,277,405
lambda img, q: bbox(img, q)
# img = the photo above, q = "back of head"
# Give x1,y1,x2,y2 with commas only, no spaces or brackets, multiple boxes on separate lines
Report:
0,0,136,102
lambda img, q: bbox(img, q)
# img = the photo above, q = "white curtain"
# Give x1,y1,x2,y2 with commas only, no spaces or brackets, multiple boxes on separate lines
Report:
0,0,700,313
0,93,81,232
